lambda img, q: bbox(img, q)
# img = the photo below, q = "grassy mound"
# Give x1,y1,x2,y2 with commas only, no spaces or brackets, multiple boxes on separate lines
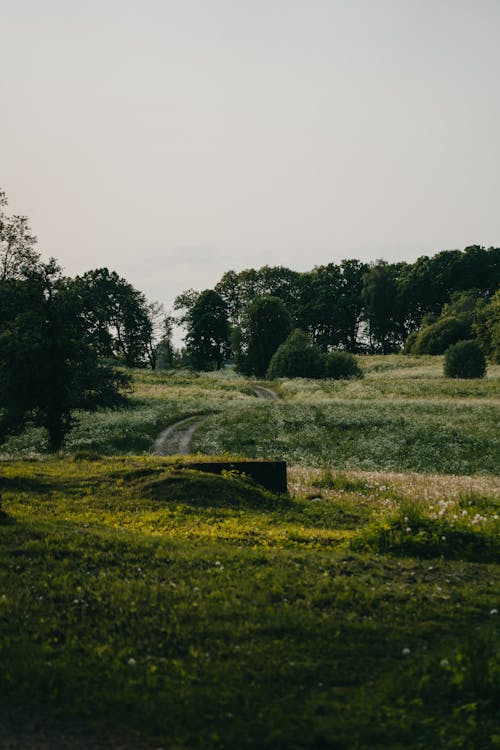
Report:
139,467,284,509
1,457,499,749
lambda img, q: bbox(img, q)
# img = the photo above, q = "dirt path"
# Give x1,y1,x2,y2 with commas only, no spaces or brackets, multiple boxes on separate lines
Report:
152,414,209,455
251,385,280,400
152,385,279,456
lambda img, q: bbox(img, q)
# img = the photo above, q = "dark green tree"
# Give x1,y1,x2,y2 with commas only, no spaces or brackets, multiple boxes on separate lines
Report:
74,268,153,367
0,263,129,450
267,330,324,379
362,261,405,353
474,290,500,363
243,296,291,376
444,340,487,379
184,289,229,370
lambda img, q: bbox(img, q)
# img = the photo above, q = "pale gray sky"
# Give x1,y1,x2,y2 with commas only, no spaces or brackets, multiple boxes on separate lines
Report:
2,0,500,312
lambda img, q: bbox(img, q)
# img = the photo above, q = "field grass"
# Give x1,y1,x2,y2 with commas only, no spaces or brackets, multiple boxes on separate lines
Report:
1,457,499,749
1,356,499,476
1,356,499,747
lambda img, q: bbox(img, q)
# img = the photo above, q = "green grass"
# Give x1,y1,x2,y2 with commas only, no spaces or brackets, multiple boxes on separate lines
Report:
1,357,499,747
1,457,499,749
1,357,499,476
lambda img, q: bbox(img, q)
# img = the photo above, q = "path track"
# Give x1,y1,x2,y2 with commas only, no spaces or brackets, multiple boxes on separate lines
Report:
152,415,209,455
250,385,280,400
152,384,279,455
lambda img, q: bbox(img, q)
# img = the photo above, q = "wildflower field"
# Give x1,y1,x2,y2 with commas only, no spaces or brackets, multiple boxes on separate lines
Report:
1,356,499,749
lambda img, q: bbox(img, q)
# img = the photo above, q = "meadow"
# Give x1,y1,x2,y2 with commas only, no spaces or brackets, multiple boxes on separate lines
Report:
1,356,499,749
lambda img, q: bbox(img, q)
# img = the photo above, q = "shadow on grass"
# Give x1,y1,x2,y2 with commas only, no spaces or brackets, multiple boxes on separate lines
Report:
139,468,290,511
350,518,499,563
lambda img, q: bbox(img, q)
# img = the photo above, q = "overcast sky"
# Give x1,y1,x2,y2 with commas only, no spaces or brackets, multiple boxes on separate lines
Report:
2,0,500,314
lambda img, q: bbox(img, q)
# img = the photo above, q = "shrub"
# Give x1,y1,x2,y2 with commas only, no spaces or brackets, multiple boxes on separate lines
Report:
413,316,471,355
267,330,324,379
403,331,418,354
323,351,362,379
444,340,487,379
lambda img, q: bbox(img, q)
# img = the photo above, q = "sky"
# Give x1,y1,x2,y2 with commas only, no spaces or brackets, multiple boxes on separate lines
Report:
2,0,500,318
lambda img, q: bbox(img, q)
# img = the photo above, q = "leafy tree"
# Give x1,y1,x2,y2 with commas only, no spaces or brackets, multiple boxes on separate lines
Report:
184,290,229,370
74,268,153,367
242,296,291,376
267,330,324,379
297,260,368,352
215,266,302,326
0,189,41,280
173,288,201,327
444,340,486,379
0,263,129,450
474,290,500,363
155,315,176,370
362,261,406,353
412,317,471,355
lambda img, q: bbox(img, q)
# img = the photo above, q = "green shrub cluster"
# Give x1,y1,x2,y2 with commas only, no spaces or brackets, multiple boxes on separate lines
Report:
444,340,487,379
408,316,471,355
267,330,362,380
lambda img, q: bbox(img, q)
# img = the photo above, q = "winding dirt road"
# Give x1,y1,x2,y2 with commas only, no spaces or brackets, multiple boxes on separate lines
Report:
152,384,279,455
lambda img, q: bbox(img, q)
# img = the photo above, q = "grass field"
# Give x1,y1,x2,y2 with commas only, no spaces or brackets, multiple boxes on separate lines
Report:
1,356,499,476
1,356,499,748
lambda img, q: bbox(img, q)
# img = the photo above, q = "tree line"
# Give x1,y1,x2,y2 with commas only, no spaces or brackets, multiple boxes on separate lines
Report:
0,190,173,449
175,248,500,373
1,188,499,448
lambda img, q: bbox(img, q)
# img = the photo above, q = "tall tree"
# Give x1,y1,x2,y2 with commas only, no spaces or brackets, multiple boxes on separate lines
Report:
0,263,129,450
74,268,153,367
242,296,291,376
184,289,229,370
362,261,405,353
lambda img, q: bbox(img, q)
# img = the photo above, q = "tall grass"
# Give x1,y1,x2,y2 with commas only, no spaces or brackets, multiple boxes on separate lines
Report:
1,357,499,475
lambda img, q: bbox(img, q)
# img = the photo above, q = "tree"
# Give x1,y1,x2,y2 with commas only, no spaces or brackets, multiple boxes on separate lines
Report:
361,261,405,353
74,268,154,367
155,314,176,370
0,263,129,450
0,189,41,280
444,340,486,379
412,317,471,355
243,296,291,376
184,290,229,370
267,330,324,379
474,290,500,363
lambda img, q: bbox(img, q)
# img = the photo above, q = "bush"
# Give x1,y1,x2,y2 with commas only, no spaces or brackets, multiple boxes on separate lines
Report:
267,330,323,379
323,351,362,379
444,340,487,379
403,331,418,354
413,316,471,355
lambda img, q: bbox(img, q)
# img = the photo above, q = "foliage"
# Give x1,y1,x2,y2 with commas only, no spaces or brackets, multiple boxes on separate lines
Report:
296,260,368,352
474,289,500,363
0,263,130,450
73,268,156,368
267,329,324,379
444,340,487,379
361,261,407,352
403,330,418,354
2,358,499,475
242,295,291,376
178,248,500,357
412,316,471,355
184,289,229,370
323,350,362,379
